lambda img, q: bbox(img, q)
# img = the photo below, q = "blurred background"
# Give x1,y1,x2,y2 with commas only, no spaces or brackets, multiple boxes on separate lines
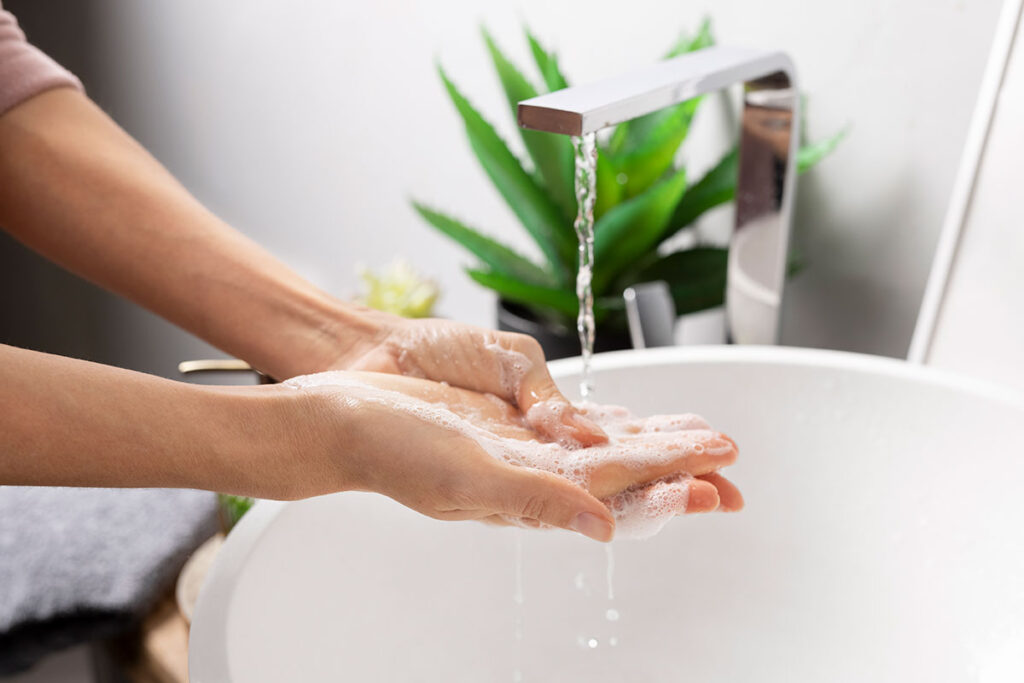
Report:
0,0,1004,377
0,0,1009,680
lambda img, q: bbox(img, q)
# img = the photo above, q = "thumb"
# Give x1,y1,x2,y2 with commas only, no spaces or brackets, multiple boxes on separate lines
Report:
486,332,607,447
489,465,615,542
517,360,608,448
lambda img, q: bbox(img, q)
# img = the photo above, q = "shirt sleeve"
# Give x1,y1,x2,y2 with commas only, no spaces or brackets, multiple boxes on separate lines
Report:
0,3,83,117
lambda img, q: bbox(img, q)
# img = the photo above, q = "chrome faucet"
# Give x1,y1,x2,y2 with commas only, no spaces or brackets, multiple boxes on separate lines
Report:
517,46,799,345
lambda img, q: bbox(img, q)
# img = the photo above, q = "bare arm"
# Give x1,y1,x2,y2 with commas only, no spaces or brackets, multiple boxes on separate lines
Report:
0,343,620,540
0,87,605,445
0,87,367,381
0,342,302,496
2,341,745,539
0,82,740,540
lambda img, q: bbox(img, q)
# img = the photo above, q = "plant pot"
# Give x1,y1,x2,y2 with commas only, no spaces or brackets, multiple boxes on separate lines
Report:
496,299,633,361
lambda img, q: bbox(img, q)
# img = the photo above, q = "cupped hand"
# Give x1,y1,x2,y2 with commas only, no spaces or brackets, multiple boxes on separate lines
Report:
282,370,616,541
327,314,609,448
283,370,741,541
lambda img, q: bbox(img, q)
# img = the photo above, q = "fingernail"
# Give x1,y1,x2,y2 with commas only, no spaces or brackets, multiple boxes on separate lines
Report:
570,413,600,432
570,512,614,542
706,437,736,454
569,414,609,444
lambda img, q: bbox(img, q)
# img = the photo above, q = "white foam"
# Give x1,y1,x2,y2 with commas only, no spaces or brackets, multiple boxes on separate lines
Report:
483,341,533,398
284,372,733,539
524,399,576,447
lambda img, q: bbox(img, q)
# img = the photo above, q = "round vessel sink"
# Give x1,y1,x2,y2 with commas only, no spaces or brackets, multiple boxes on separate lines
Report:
189,346,1024,682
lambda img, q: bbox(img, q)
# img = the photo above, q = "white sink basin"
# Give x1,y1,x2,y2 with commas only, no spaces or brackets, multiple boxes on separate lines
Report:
189,346,1024,682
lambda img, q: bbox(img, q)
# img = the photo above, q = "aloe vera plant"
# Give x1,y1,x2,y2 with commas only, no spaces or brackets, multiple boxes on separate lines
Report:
414,20,844,332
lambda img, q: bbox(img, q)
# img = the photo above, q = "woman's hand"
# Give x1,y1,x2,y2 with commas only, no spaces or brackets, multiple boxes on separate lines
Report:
276,370,615,541
321,313,609,448
0,341,738,543
280,370,741,540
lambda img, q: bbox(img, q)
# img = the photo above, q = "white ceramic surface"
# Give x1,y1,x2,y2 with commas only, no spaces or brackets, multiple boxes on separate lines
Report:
189,346,1024,682
917,4,1024,392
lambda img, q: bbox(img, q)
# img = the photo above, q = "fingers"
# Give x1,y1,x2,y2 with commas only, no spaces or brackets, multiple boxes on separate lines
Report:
517,375,603,446
684,478,721,513
586,431,738,499
506,336,608,447
389,324,608,447
479,515,517,527
603,476,718,517
697,471,744,512
486,464,616,542
523,393,609,448
478,467,740,539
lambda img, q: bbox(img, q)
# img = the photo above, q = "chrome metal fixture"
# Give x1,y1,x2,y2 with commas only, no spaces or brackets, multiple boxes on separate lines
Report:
518,46,799,345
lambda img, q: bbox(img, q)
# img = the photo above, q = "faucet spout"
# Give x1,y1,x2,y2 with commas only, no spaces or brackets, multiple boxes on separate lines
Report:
517,46,800,345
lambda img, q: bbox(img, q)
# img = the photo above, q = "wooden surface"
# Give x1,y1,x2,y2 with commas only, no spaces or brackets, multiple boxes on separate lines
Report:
123,595,190,683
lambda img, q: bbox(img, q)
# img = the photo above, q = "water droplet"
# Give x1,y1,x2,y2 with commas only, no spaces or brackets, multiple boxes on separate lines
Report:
616,172,628,185
609,636,619,647
588,638,599,649
606,608,620,622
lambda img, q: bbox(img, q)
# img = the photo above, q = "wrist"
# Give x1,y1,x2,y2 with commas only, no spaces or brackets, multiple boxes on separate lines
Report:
196,383,325,500
262,297,397,380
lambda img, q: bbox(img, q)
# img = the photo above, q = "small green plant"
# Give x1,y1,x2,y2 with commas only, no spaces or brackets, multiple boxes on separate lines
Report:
414,20,843,331
217,493,254,532
357,258,440,318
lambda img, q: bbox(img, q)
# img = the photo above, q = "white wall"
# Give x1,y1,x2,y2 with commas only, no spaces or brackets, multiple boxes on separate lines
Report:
78,0,1002,373
927,8,1024,392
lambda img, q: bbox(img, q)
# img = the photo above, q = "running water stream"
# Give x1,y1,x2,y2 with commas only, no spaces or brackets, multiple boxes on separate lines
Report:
572,132,620,658
571,133,598,399
514,132,614,681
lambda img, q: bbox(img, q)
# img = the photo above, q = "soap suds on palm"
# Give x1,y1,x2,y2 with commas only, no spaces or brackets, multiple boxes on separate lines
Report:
286,372,735,539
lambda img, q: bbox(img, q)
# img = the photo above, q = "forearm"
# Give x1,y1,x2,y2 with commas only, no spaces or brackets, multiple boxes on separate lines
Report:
0,88,380,380
0,343,309,498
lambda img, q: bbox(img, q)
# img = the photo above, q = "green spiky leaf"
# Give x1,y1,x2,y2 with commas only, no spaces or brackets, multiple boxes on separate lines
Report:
664,17,714,58
668,148,738,233
604,18,713,197
593,168,688,292
413,202,556,287
438,66,574,279
482,29,576,220
799,127,848,172
594,146,623,220
666,126,846,240
525,28,569,92
609,101,698,198
628,247,728,315
468,268,622,325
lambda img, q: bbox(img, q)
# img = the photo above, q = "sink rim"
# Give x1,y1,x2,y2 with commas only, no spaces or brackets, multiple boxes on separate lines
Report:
549,345,1024,409
188,345,1024,681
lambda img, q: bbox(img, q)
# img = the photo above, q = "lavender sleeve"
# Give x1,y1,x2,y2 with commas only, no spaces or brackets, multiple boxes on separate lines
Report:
0,2,82,117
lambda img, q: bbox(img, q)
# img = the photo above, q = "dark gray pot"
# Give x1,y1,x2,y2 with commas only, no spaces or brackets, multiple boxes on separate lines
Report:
496,299,632,361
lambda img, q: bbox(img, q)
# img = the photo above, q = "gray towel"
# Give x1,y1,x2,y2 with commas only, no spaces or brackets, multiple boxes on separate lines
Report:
0,487,218,674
